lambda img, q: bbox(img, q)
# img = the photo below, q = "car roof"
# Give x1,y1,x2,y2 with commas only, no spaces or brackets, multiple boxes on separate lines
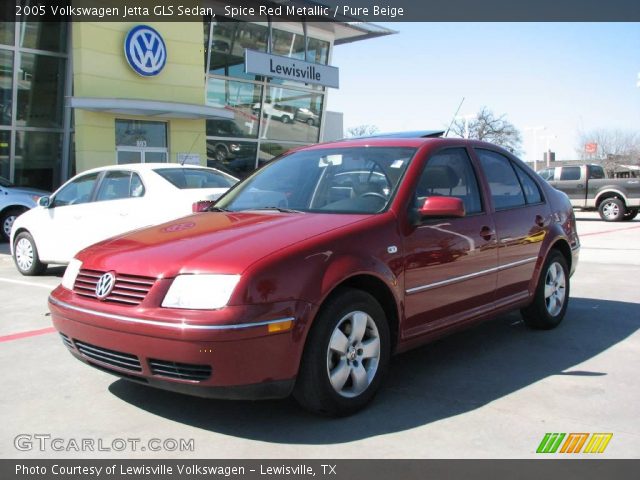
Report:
79,163,218,175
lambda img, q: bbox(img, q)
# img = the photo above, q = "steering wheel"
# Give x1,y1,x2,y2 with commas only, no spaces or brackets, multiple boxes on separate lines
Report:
360,192,387,201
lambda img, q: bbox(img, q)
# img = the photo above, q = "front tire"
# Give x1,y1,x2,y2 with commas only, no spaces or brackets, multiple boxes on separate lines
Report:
280,115,291,124
521,250,569,330
598,197,626,222
13,231,46,276
294,288,390,416
1,207,26,242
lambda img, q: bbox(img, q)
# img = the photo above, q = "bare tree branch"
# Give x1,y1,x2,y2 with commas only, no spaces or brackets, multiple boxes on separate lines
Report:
576,128,640,175
450,106,523,154
345,125,379,138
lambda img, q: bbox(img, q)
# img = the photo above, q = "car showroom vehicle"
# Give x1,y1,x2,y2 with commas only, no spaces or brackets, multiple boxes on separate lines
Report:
0,176,49,242
295,107,319,126
252,102,295,123
49,134,579,416
11,163,238,276
538,164,640,221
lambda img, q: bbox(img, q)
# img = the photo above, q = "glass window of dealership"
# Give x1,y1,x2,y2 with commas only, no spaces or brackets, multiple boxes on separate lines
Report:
0,15,390,191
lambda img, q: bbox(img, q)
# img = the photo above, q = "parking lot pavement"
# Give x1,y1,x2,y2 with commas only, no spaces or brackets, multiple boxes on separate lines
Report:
0,211,638,459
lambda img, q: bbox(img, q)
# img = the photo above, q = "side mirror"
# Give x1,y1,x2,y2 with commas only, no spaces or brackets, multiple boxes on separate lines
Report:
38,196,50,208
418,196,465,219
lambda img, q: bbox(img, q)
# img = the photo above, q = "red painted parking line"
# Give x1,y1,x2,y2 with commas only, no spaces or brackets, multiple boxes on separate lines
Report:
0,327,56,343
581,224,640,237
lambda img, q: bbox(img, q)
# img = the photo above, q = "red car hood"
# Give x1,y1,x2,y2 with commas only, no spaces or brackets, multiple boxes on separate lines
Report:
76,211,368,277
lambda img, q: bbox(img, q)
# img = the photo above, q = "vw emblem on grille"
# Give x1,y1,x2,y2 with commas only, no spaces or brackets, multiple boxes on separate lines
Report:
95,272,116,300
124,25,167,77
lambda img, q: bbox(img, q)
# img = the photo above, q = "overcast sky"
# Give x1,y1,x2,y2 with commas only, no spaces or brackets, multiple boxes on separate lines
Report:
327,22,640,161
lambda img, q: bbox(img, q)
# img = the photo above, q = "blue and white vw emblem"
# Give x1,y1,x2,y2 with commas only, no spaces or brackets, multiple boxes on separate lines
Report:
95,272,116,300
124,25,167,77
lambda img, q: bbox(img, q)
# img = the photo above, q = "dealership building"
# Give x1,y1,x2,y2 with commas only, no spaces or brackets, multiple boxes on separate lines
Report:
0,3,392,191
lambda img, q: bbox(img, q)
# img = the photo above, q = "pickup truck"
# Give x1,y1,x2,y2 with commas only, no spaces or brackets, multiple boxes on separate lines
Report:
538,164,640,221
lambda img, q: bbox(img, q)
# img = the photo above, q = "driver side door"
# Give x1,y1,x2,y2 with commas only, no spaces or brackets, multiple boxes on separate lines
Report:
402,147,498,339
34,172,101,262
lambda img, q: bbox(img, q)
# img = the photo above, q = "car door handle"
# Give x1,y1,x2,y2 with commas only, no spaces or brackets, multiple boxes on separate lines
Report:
480,226,494,241
119,212,129,217
576,184,584,189
535,215,545,227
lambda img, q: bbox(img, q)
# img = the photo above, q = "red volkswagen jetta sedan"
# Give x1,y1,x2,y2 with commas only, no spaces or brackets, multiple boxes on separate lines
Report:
49,135,579,415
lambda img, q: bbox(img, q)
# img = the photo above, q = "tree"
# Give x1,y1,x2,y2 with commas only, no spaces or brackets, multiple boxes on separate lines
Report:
449,107,523,153
345,124,379,138
576,128,640,174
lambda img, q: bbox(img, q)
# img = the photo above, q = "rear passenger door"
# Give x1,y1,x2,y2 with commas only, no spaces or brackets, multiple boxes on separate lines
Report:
474,149,551,306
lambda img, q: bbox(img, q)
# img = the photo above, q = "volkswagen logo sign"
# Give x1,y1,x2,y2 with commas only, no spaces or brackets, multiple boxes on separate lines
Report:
124,25,167,77
95,272,116,300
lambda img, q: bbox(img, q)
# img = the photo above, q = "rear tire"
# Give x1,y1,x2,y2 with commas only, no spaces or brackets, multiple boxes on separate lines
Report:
521,250,569,330
280,115,290,124
13,231,46,276
598,197,626,222
294,288,390,416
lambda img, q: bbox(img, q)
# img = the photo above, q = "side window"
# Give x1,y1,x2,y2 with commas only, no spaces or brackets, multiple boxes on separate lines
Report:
417,148,483,214
96,171,135,202
559,167,581,181
52,173,100,207
130,173,145,197
476,149,526,210
538,168,554,181
513,163,543,204
589,166,605,179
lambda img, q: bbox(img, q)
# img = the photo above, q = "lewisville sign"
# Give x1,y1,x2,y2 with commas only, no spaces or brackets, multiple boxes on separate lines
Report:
244,49,339,88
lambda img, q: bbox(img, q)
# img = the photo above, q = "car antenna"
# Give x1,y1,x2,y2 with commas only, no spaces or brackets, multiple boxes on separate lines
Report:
180,132,203,166
444,97,465,138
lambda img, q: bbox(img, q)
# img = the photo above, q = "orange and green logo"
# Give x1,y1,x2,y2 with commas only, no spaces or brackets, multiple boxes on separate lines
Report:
536,433,613,454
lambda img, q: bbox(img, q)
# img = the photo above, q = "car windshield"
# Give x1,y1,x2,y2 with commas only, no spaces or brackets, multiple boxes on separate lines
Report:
216,146,417,214
154,168,237,189
0,176,13,188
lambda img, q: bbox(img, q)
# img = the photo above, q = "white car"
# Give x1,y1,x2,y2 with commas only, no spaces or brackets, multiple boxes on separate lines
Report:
252,102,295,123
10,163,238,275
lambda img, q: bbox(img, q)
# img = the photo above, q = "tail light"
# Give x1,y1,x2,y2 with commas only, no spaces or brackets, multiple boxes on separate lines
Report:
192,200,215,212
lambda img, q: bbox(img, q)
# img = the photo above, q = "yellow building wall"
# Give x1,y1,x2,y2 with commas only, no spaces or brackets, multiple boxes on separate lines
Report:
72,22,206,172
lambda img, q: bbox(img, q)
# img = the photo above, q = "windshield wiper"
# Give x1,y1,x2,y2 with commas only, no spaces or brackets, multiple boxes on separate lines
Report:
245,206,304,213
206,206,230,212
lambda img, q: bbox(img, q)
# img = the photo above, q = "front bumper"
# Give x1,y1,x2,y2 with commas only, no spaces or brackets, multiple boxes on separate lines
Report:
49,287,315,400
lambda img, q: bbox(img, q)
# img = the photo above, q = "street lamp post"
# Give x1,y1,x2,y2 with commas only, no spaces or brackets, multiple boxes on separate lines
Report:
524,126,546,171
540,134,557,167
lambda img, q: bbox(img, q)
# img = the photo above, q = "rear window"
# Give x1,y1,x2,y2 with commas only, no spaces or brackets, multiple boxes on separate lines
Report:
589,166,605,179
154,168,237,189
560,167,581,181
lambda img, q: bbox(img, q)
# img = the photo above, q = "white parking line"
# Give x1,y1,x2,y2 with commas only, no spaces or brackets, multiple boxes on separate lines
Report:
0,277,58,290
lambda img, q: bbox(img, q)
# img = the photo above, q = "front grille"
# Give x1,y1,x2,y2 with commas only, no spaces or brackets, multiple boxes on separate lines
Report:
73,269,155,306
75,340,142,373
149,359,212,381
59,333,73,350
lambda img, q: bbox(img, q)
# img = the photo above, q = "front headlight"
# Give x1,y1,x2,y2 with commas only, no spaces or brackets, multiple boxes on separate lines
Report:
61,259,82,290
162,274,241,310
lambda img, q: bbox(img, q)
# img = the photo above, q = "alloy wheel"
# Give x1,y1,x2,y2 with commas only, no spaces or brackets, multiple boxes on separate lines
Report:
2,215,16,238
326,310,381,398
544,261,566,317
15,238,34,271
602,201,619,219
